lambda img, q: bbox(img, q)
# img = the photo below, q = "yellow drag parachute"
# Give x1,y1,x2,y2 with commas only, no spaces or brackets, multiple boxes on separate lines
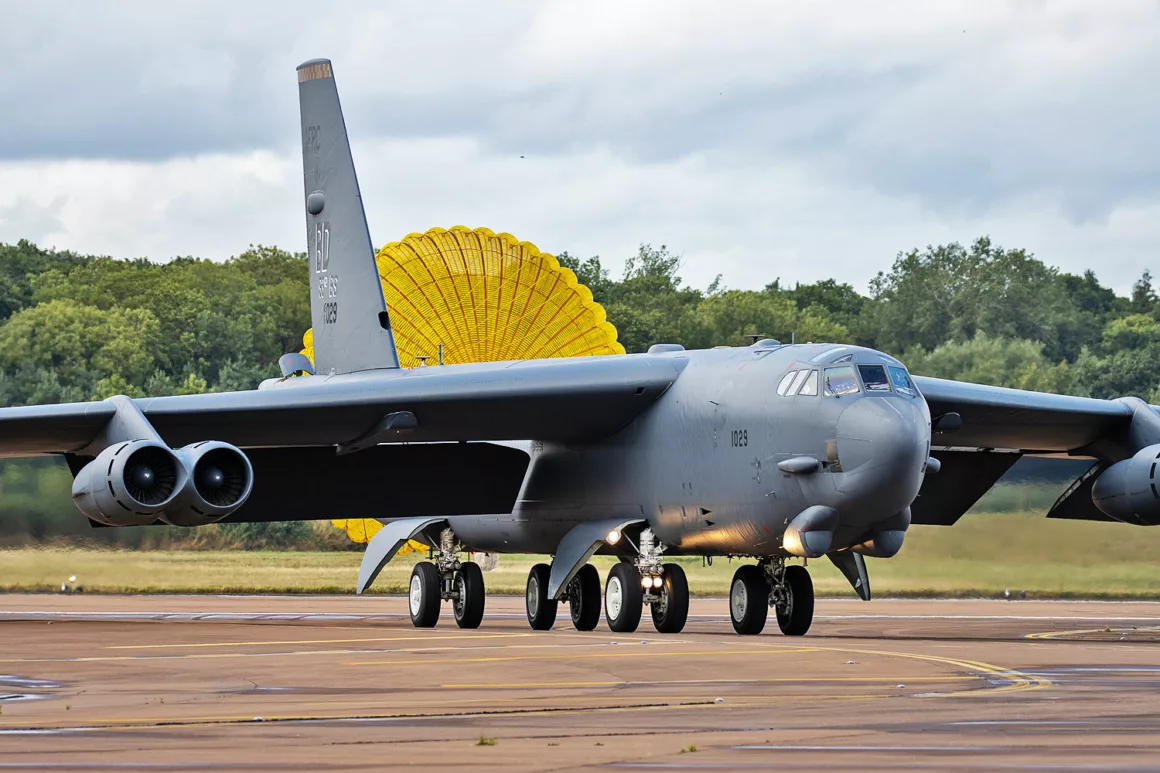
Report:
302,226,624,545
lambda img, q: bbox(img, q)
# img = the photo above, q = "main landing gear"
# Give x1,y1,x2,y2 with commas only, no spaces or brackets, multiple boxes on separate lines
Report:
524,528,691,634
408,528,485,629
729,558,814,636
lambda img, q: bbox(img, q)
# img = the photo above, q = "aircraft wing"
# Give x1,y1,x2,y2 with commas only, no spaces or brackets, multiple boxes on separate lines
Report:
910,376,1137,526
913,375,1132,453
0,355,684,458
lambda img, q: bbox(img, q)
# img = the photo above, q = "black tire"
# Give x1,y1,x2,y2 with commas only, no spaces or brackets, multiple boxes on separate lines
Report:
604,562,643,633
526,563,558,630
729,565,768,636
776,565,814,636
409,561,441,628
569,564,602,631
651,563,689,634
453,562,485,629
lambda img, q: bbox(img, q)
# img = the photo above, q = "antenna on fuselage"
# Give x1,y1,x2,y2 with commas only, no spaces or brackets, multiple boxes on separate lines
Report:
744,333,765,345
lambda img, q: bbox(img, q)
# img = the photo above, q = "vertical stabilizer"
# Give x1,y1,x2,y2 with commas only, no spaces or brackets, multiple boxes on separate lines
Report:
297,58,400,374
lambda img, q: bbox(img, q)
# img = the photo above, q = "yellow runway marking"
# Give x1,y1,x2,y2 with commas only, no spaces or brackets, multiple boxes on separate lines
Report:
711,640,1049,696
811,645,1051,695
105,632,536,650
1024,625,1160,640
346,647,813,666
439,675,978,688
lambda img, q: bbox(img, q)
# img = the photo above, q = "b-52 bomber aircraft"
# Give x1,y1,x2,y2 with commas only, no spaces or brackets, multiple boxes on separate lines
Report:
3,58,1158,637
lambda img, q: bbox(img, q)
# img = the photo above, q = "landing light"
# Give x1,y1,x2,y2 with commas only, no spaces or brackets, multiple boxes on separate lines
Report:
606,530,621,545
640,577,651,588
652,576,663,588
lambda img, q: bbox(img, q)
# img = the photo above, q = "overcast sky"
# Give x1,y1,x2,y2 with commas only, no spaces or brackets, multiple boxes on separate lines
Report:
0,1,1157,294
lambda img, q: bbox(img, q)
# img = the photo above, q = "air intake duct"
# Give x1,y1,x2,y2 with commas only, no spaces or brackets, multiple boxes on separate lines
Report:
161,441,254,527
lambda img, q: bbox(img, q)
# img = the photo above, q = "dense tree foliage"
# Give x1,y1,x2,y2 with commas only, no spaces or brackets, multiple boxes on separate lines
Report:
0,237,1153,406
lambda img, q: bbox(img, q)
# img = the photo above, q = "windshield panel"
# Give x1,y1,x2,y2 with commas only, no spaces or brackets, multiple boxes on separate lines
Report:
797,370,819,396
823,365,860,396
888,366,915,395
788,370,809,395
776,371,798,396
858,364,892,392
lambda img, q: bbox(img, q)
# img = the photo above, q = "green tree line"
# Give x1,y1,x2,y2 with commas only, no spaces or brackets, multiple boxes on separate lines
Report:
0,235,1155,404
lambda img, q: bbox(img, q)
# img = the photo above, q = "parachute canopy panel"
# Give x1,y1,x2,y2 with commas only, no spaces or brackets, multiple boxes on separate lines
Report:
303,225,624,368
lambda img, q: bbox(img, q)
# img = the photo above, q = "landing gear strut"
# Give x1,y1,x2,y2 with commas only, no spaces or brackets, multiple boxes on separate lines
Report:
602,528,690,634
408,528,485,630
729,558,814,636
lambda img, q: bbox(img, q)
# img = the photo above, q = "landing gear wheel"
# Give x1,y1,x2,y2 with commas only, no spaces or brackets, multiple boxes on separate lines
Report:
409,561,441,628
605,562,643,633
526,563,558,630
729,565,768,636
453,562,485,629
776,565,814,636
650,564,689,634
569,564,602,631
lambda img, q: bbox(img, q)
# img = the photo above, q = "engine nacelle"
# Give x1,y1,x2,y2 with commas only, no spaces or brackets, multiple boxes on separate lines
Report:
72,441,186,526
1092,444,1160,525
160,441,254,527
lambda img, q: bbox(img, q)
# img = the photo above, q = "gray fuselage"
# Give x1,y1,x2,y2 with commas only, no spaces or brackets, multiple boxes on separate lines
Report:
446,343,931,557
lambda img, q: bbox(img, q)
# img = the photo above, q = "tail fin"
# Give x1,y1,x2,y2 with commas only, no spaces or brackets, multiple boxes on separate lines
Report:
297,58,400,374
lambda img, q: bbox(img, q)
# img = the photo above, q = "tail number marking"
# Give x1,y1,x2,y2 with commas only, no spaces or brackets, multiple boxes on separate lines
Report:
322,302,338,325
314,222,330,273
731,429,748,447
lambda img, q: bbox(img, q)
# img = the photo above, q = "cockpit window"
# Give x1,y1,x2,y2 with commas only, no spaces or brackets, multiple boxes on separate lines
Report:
858,364,892,392
823,365,860,396
776,371,798,396
787,370,809,395
888,366,915,395
797,370,819,396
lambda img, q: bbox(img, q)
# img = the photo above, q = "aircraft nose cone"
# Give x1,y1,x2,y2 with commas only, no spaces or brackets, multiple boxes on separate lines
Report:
200,467,225,490
131,466,155,489
833,397,927,516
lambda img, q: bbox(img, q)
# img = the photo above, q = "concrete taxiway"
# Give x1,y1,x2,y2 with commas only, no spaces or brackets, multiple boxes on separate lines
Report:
0,594,1158,771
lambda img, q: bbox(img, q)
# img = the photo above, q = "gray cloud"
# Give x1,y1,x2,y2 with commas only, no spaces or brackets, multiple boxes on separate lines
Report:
0,1,1157,292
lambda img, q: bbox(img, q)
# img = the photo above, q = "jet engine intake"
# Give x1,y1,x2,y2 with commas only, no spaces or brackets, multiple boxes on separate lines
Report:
71,441,186,526
1091,444,1160,525
162,441,254,527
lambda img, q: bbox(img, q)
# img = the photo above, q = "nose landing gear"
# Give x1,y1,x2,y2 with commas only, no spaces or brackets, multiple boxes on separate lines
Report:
729,557,814,636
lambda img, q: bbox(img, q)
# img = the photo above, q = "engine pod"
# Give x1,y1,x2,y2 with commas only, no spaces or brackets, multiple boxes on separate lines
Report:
161,441,254,527
71,441,186,526
1092,444,1160,525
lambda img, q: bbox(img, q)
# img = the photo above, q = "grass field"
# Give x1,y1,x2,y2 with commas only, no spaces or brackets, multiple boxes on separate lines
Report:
2,512,1158,598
